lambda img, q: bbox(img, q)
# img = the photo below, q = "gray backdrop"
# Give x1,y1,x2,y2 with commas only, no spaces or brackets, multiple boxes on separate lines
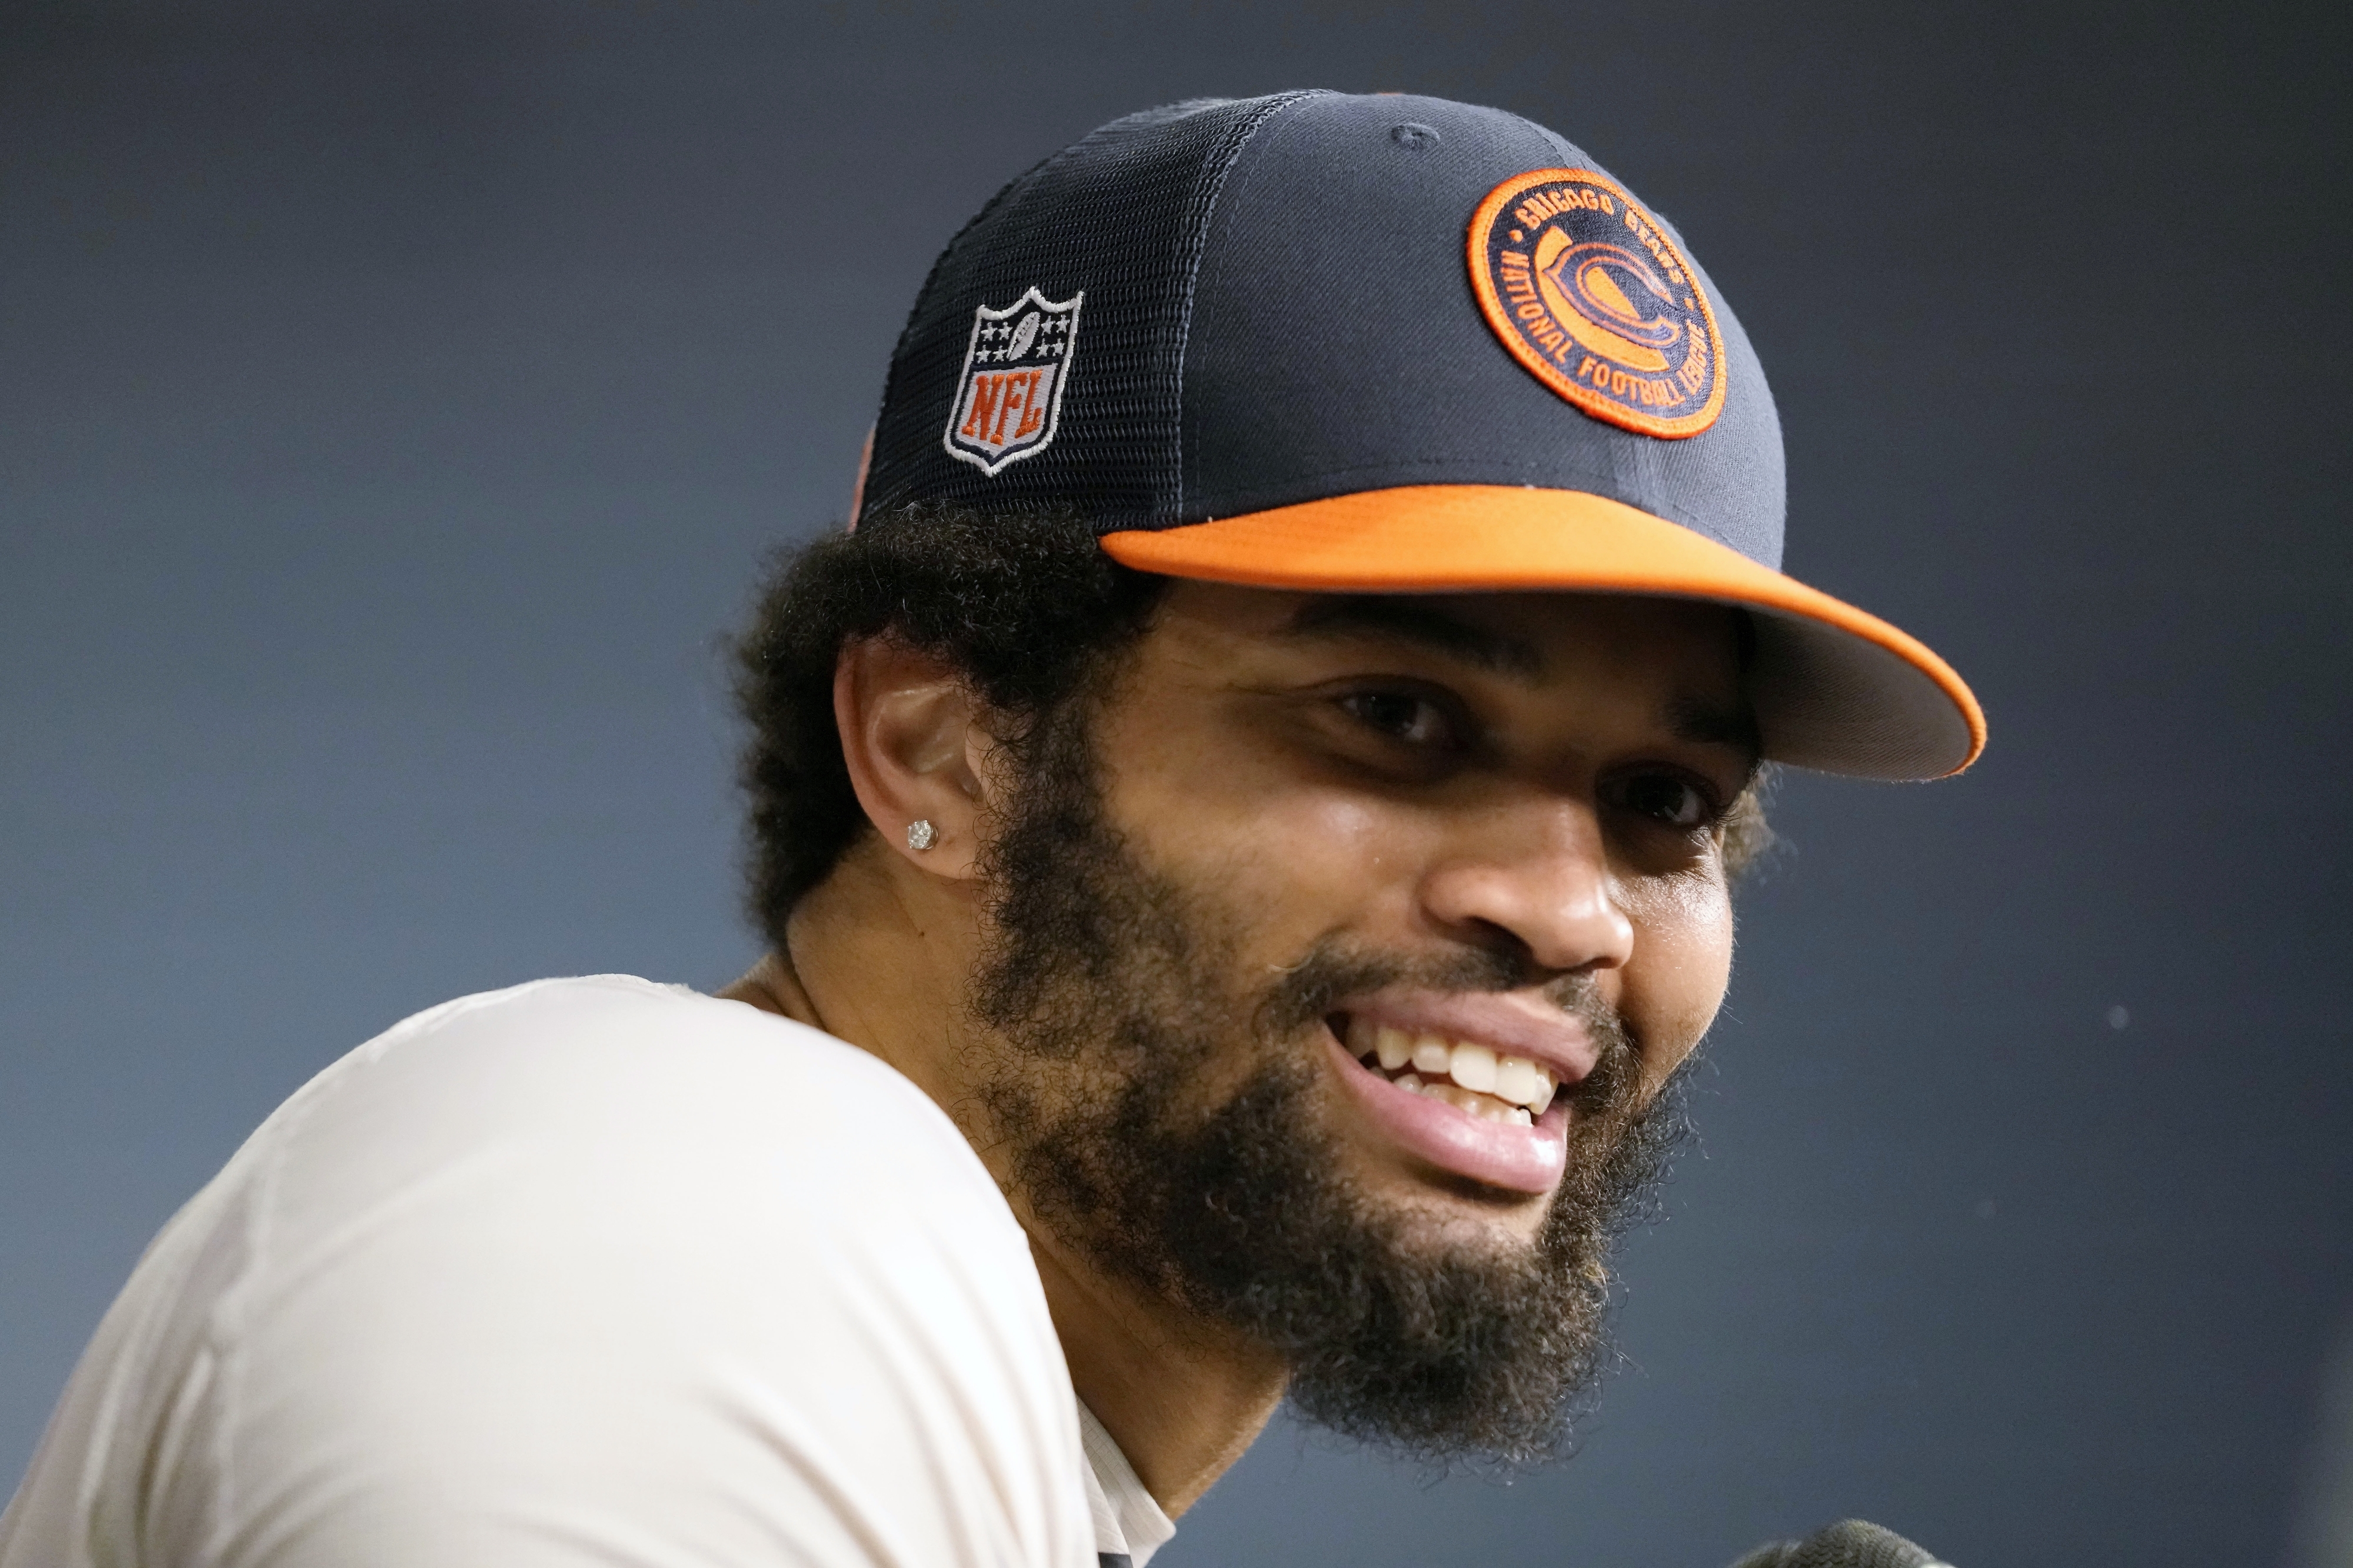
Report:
5,3,2348,1564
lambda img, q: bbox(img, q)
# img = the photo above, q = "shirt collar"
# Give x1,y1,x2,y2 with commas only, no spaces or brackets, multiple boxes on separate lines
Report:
1076,1400,1176,1567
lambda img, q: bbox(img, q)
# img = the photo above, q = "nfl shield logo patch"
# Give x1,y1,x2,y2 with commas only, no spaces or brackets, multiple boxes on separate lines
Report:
942,286,1083,475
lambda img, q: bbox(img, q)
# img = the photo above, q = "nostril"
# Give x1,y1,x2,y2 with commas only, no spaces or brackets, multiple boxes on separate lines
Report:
1462,920,1545,985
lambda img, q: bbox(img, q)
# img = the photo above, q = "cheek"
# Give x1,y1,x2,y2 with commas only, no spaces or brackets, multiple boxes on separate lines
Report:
1619,872,1736,1080
1107,742,1416,943
1189,793,1413,922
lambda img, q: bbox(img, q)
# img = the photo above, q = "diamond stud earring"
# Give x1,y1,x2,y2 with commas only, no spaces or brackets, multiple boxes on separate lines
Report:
905,819,938,851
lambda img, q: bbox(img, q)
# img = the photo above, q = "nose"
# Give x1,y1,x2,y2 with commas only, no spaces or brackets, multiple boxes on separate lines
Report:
1415,800,1634,977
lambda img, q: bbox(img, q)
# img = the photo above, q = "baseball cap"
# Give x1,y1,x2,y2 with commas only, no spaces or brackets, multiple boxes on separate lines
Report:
855,91,1984,780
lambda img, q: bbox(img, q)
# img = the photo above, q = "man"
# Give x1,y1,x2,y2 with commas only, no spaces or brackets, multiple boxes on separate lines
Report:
1,92,1981,1566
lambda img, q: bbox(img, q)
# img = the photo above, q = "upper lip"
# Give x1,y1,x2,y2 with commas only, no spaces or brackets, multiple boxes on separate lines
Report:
1333,990,1602,1087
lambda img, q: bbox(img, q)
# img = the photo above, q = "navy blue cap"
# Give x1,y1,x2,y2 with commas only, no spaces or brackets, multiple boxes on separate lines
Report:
856,91,1983,779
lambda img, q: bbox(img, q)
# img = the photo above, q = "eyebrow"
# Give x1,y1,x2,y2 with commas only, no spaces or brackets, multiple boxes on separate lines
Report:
1282,593,1766,775
1281,596,1548,681
1668,693,1765,779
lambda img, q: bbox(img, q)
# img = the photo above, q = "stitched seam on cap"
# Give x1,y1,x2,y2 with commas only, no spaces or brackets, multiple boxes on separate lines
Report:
1163,91,1329,519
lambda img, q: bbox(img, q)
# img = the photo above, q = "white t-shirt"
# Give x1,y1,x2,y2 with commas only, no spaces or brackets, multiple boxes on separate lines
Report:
0,976,1174,1568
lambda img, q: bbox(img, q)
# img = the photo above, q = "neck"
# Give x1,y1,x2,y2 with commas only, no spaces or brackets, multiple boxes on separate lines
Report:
1022,1213,1287,1514
715,843,1286,1516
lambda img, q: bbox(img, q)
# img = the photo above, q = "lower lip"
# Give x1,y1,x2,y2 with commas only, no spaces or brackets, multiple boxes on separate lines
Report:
1322,1033,1568,1195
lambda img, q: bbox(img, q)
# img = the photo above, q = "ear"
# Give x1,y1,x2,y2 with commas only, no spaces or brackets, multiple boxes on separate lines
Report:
833,636,1002,882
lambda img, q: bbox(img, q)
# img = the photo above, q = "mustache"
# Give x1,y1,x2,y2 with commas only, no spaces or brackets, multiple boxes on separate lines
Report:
1254,941,1640,1112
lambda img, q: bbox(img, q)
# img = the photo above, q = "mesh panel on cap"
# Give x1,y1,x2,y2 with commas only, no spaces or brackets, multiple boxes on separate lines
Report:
860,92,1321,526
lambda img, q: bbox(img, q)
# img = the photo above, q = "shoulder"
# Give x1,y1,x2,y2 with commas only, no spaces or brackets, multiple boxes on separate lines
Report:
236,967,1038,1323
24,977,1090,1566
276,975,993,1212
242,974,1033,1307
324,972,951,1139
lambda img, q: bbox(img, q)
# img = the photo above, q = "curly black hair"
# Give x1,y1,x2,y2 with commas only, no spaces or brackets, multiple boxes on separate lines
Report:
732,508,1169,946
731,508,1772,948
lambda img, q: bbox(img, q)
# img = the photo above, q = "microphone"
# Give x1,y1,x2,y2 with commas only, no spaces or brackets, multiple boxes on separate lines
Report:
1729,1519,1953,1568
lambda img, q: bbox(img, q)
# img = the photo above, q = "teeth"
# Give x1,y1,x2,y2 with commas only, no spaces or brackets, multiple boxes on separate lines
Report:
1495,1056,1542,1106
1449,1042,1497,1093
1418,1082,1524,1123
1348,1018,1563,1117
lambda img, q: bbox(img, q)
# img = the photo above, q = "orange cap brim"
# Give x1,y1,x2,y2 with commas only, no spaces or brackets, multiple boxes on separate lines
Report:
1101,485,1984,779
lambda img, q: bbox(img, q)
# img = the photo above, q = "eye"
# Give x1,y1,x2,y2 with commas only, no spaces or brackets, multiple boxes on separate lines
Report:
1337,688,1462,750
1607,771,1719,830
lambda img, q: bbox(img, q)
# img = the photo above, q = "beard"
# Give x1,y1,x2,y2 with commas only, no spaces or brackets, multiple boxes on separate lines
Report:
966,701,1696,1466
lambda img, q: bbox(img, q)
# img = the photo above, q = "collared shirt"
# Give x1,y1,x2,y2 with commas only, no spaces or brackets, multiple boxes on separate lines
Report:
1076,1403,1175,1567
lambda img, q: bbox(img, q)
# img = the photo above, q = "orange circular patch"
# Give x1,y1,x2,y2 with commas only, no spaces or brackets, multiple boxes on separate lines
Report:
1468,168,1727,439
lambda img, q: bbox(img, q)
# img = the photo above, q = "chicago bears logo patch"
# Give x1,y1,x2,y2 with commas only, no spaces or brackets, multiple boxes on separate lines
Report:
942,286,1083,475
1468,170,1725,438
